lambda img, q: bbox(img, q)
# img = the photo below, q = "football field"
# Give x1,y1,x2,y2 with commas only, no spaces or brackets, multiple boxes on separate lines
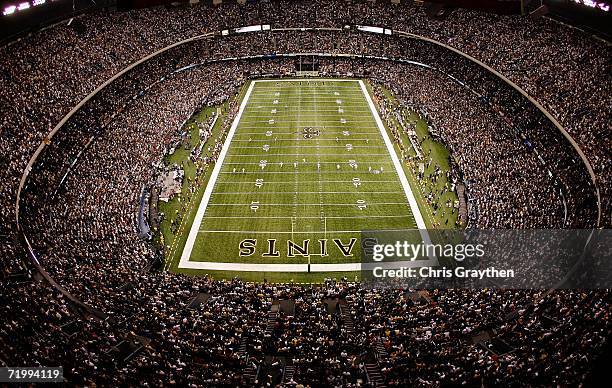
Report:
178,79,429,272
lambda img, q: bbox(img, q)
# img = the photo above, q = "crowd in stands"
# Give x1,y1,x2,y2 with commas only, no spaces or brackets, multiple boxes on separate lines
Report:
0,0,610,385
1,0,609,232
369,62,568,228
2,270,608,386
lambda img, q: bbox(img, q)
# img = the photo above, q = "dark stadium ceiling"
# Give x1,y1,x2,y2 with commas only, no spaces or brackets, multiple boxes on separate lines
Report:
1,0,611,43
426,0,610,13
424,0,611,37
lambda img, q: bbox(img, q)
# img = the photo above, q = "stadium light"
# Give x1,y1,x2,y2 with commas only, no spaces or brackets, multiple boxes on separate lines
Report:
234,25,262,33
356,25,392,35
17,2,30,11
574,0,611,11
3,5,17,15
33,0,47,6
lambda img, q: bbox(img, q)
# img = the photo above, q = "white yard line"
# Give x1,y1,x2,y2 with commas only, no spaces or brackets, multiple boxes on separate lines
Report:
206,202,409,206
202,215,413,219
227,153,389,156
198,229,413,233
178,82,256,268
358,80,434,252
219,171,400,175
315,84,326,248
179,262,310,271
255,85,358,88
248,97,365,100
231,145,387,149
246,110,373,113
232,138,376,142
211,191,402,195
234,129,380,132
245,113,370,116
254,83,359,87
176,260,435,272
292,85,301,227
253,79,359,83
215,180,400,184
239,118,364,122
223,161,393,165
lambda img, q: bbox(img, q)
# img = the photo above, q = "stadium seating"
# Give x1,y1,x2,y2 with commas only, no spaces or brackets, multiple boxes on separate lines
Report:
0,1,609,386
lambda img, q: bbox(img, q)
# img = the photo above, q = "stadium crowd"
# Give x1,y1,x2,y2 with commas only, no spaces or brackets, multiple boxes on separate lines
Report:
1,0,609,233
2,270,609,386
0,0,610,386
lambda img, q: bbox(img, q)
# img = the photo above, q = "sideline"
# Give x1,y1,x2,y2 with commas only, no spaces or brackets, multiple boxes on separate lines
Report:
178,81,256,267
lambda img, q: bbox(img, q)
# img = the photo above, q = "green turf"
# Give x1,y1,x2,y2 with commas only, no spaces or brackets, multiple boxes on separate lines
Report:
160,78,461,281
186,79,419,266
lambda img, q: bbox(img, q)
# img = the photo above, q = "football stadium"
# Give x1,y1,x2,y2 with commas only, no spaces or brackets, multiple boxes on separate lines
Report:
0,0,610,386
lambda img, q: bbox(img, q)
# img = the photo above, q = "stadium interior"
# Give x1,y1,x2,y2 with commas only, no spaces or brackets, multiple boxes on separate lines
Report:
0,0,610,386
